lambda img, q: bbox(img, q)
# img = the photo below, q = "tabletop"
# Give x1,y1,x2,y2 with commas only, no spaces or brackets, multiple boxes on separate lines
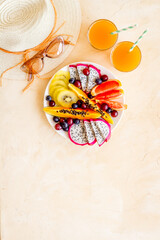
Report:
1,0,160,240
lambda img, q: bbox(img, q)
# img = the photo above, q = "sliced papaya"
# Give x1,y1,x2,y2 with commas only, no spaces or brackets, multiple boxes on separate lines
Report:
91,79,122,96
68,83,113,124
97,99,127,111
95,89,124,100
43,107,101,119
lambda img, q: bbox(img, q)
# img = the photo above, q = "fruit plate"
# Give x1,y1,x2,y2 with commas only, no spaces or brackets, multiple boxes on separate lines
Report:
44,61,125,139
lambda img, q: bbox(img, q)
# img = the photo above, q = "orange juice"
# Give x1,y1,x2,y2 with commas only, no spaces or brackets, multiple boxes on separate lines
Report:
88,19,118,50
111,41,141,72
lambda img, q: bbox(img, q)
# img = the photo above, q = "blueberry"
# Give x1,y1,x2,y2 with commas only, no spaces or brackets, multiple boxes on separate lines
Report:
61,122,68,129
95,78,103,85
53,116,60,122
73,119,80,124
46,95,52,101
72,103,78,109
69,78,75,84
63,127,69,132
106,107,112,113
88,93,93,99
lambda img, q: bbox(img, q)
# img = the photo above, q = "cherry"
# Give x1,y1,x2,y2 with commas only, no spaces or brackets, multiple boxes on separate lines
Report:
101,103,108,111
60,118,65,123
83,68,90,76
49,100,55,107
81,103,87,109
55,123,62,130
111,110,118,117
77,100,83,107
74,80,81,88
67,118,73,126
101,74,108,82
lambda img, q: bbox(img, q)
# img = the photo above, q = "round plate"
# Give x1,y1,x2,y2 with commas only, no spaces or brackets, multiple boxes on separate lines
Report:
44,61,125,139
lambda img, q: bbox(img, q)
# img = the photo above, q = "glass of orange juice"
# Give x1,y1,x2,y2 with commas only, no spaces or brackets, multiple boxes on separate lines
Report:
111,41,142,72
87,19,118,50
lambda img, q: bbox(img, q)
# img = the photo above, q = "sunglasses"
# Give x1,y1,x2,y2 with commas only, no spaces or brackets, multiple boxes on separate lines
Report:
21,36,66,81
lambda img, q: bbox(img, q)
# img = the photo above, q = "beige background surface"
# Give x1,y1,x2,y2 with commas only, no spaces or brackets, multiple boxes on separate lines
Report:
1,0,160,240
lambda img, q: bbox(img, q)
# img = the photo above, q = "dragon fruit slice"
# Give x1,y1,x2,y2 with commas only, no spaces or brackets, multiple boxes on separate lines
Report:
94,119,111,142
90,120,105,146
86,65,101,93
77,64,88,92
69,65,80,80
68,120,88,146
84,120,96,145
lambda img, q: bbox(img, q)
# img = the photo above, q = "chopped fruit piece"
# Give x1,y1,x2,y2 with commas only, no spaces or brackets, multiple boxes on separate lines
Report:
69,78,75,84
95,78,103,85
90,120,105,147
77,100,83,107
77,64,88,91
60,118,65,123
111,110,118,117
67,118,73,126
53,70,70,83
97,99,127,111
46,95,52,101
73,119,80,124
72,103,78,109
83,68,90,76
106,107,112,113
52,87,66,104
74,80,81,88
84,120,96,145
93,119,111,143
68,84,113,124
81,103,87,109
61,121,68,129
95,89,124,100
56,89,78,108
86,65,101,92
68,121,88,146
49,100,55,107
55,123,62,130
101,103,108,111
88,93,93,99
69,65,79,81
91,79,122,96
43,107,101,119
53,116,60,122
101,74,108,82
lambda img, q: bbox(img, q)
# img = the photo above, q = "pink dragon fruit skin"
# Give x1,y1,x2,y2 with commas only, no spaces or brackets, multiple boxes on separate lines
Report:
68,121,88,146
90,119,111,146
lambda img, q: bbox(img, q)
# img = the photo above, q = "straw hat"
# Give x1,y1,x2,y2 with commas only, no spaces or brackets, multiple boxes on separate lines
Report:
0,0,81,81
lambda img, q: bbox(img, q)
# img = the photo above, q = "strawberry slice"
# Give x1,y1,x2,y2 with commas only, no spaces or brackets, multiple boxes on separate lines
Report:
97,99,127,110
95,89,124,100
91,79,121,96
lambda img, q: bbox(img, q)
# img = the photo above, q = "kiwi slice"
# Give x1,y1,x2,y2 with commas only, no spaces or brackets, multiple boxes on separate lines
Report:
49,81,67,96
56,89,78,108
53,87,66,105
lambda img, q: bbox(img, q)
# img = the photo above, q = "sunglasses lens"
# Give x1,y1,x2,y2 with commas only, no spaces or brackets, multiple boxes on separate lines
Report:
46,36,64,58
21,57,44,74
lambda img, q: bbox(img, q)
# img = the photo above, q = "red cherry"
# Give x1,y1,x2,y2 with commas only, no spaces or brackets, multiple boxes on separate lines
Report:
60,118,65,123
111,110,118,117
74,80,81,88
81,103,87,109
49,100,55,107
101,74,108,82
83,68,90,76
55,123,62,130
67,118,73,126
101,103,109,111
